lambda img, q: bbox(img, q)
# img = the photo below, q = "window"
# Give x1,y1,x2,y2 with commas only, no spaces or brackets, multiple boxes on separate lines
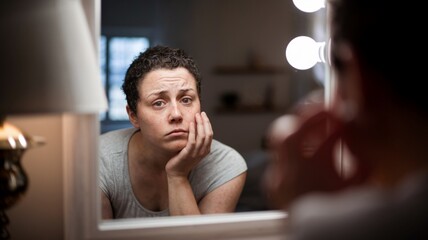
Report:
99,36,150,132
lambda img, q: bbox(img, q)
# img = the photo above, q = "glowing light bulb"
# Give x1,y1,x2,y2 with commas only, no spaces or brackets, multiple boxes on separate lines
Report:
285,36,325,70
292,0,325,13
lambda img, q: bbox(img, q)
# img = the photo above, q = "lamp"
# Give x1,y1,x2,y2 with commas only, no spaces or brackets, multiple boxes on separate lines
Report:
286,0,327,71
0,0,107,239
285,36,326,70
292,0,325,13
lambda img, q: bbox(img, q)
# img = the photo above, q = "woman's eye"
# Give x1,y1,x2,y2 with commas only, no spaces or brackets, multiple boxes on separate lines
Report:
181,97,192,104
153,101,165,107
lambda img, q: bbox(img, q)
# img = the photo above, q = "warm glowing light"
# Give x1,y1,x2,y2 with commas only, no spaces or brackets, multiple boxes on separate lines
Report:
0,122,23,138
0,122,43,149
285,36,326,70
292,0,325,13
7,136,16,149
18,134,27,148
1,123,24,149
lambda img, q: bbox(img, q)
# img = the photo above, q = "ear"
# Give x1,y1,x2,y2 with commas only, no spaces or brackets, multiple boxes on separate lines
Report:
126,105,140,128
332,44,363,122
351,48,389,116
335,44,387,123
345,47,364,112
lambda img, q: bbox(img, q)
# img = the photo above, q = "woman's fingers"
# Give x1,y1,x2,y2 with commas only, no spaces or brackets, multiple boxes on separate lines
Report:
270,111,346,208
201,111,213,154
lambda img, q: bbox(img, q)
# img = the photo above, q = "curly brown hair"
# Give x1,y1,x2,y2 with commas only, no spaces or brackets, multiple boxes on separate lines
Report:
122,45,202,114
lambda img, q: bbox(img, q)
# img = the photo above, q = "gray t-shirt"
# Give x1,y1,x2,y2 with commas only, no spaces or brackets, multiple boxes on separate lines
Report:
99,128,247,218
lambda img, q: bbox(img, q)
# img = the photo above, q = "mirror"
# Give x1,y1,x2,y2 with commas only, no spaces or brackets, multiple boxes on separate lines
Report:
91,0,328,238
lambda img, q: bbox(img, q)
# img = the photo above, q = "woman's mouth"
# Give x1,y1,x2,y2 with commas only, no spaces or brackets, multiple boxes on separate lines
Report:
166,129,188,137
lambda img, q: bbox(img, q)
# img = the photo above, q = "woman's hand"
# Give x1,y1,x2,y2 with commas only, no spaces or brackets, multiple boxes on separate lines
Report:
264,111,350,210
165,111,213,178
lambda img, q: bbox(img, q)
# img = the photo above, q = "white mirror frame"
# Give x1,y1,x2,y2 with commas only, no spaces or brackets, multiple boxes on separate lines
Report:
61,0,333,239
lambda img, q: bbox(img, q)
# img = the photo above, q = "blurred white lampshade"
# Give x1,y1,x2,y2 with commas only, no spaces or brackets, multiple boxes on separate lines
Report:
0,0,107,115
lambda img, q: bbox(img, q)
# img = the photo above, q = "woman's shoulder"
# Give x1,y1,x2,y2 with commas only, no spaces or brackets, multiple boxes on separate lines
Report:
208,139,246,167
99,127,137,153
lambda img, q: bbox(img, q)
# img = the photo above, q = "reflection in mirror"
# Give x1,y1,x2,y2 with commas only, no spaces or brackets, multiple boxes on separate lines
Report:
98,0,327,221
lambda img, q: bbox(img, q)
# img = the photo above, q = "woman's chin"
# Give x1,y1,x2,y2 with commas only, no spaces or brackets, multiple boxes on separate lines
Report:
166,140,187,152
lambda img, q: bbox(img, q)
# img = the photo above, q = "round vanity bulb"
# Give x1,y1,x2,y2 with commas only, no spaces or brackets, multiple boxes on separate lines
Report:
292,0,325,13
286,36,325,70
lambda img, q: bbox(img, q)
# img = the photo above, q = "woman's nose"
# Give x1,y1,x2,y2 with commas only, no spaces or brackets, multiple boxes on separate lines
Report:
168,102,183,123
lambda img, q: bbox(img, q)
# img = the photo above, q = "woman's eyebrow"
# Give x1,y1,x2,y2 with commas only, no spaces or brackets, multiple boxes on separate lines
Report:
145,88,196,98
146,90,166,98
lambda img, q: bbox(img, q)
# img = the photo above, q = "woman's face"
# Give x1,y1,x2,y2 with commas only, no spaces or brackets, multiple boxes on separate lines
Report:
129,67,201,153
